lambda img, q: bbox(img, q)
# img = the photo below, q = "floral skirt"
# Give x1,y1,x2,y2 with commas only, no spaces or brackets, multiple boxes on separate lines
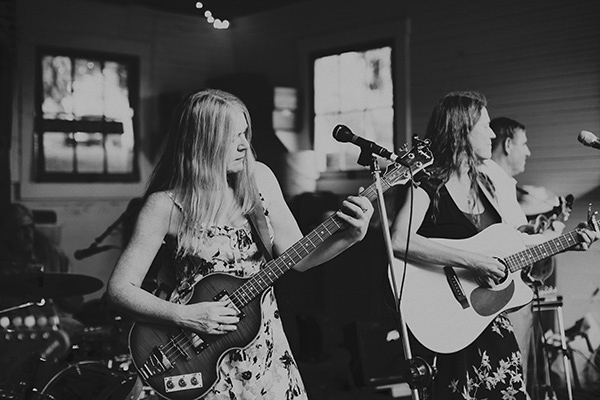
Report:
204,288,308,400
426,314,529,400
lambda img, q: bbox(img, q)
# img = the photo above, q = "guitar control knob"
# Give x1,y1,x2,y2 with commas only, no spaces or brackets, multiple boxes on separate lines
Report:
166,380,175,390
191,376,198,385
179,378,187,387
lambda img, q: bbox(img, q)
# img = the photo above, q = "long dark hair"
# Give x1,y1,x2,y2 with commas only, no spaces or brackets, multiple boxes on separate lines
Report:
423,90,494,217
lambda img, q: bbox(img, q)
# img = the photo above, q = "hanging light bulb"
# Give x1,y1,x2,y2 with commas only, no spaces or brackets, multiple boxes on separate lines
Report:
196,5,229,29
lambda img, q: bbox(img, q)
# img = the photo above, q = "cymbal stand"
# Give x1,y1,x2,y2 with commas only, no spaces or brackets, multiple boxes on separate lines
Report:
0,298,46,316
364,154,435,400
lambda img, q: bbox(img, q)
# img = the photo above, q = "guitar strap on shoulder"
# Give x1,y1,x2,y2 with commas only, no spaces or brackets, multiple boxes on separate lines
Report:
248,206,273,261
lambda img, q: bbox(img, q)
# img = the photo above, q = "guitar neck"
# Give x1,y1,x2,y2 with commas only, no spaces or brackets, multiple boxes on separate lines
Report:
229,151,429,309
504,230,582,273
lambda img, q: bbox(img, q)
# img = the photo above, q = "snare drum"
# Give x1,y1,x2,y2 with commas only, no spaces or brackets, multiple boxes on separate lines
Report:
38,361,141,400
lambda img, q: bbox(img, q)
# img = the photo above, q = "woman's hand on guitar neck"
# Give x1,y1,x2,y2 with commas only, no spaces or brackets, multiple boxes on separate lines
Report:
178,299,240,335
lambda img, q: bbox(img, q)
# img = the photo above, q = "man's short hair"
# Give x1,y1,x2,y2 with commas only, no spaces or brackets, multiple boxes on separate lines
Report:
490,117,526,151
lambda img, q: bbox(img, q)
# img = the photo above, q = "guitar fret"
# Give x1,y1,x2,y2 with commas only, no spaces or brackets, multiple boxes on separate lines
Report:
505,230,582,273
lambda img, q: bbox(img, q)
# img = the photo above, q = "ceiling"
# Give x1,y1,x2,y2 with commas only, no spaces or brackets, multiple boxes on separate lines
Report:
91,0,312,20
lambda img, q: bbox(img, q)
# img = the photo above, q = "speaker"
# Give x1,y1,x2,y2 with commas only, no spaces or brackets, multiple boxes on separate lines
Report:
347,319,407,387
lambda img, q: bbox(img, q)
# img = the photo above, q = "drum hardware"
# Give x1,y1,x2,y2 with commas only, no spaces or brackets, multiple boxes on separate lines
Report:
0,271,104,299
36,360,142,400
0,299,71,400
0,298,47,316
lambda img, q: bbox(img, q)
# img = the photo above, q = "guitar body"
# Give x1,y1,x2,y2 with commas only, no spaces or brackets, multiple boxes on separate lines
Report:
129,273,263,400
393,223,535,354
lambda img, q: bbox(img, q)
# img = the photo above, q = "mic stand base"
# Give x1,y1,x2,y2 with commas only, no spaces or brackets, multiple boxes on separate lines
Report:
405,356,437,391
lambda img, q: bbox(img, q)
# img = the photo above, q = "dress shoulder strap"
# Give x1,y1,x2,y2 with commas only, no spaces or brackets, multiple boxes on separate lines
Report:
247,198,273,261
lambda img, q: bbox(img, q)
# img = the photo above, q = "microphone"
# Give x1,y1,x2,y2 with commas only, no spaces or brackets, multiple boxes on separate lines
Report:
74,244,116,260
578,130,600,149
332,124,400,162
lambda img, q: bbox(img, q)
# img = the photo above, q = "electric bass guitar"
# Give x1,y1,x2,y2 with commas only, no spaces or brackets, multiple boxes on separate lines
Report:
391,209,599,355
129,139,433,400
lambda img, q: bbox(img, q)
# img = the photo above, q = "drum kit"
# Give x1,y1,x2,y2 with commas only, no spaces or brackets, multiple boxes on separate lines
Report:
0,270,155,400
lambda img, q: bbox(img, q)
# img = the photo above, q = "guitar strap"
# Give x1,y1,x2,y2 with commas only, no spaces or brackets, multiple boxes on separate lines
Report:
248,205,273,261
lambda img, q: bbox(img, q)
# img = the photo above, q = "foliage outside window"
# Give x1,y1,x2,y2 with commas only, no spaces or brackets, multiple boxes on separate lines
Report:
313,43,394,171
35,48,139,182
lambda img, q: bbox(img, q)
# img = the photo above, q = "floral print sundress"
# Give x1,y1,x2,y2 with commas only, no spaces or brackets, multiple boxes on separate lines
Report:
165,198,307,400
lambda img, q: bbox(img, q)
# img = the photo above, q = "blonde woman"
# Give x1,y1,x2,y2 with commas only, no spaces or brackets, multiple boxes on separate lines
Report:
107,89,372,399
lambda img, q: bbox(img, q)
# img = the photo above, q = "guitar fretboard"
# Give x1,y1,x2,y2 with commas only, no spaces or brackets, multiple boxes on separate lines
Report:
228,144,432,309
504,230,582,272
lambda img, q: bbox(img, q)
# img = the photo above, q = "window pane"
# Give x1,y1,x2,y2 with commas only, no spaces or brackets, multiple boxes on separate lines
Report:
365,47,393,109
103,61,131,120
313,44,394,171
314,56,340,114
106,133,134,173
43,132,74,173
41,56,73,119
74,132,104,173
339,51,367,112
73,58,104,118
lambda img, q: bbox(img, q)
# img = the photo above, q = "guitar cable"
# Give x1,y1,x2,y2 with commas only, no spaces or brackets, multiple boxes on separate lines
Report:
388,168,415,312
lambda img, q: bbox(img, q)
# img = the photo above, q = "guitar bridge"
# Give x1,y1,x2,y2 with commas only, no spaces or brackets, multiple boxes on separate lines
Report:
444,266,470,309
139,345,175,381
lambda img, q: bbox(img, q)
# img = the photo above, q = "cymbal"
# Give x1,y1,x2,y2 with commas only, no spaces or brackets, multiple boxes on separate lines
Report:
0,272,104,298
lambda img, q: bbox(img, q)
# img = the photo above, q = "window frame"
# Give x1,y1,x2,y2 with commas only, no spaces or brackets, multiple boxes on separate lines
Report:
34,46,140,183
309,38,396,171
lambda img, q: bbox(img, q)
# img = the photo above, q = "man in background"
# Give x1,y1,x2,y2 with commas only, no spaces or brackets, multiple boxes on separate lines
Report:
487,117,569,394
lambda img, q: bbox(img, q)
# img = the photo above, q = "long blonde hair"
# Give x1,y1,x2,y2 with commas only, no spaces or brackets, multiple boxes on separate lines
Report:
146,89,260,255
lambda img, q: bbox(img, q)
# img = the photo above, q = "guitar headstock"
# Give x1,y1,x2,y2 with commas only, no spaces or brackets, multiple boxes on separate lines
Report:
383,137,433,187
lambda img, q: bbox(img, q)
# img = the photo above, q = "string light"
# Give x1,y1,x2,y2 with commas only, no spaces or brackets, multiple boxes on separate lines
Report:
196,2,230,30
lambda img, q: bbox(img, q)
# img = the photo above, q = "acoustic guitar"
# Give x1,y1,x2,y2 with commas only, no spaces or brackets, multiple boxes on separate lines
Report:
129,139,434,399
391,210,598,354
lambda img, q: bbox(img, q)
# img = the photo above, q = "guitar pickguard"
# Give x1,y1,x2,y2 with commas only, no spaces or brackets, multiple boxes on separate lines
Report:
471,280,515,316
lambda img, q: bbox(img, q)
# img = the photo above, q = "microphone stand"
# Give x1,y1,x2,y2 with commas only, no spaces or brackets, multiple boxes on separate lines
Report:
361,151,435,400
74,211,125,259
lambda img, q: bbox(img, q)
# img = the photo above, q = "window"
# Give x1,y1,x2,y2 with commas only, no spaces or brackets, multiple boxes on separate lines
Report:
35,48,139,182
312,42,394,171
